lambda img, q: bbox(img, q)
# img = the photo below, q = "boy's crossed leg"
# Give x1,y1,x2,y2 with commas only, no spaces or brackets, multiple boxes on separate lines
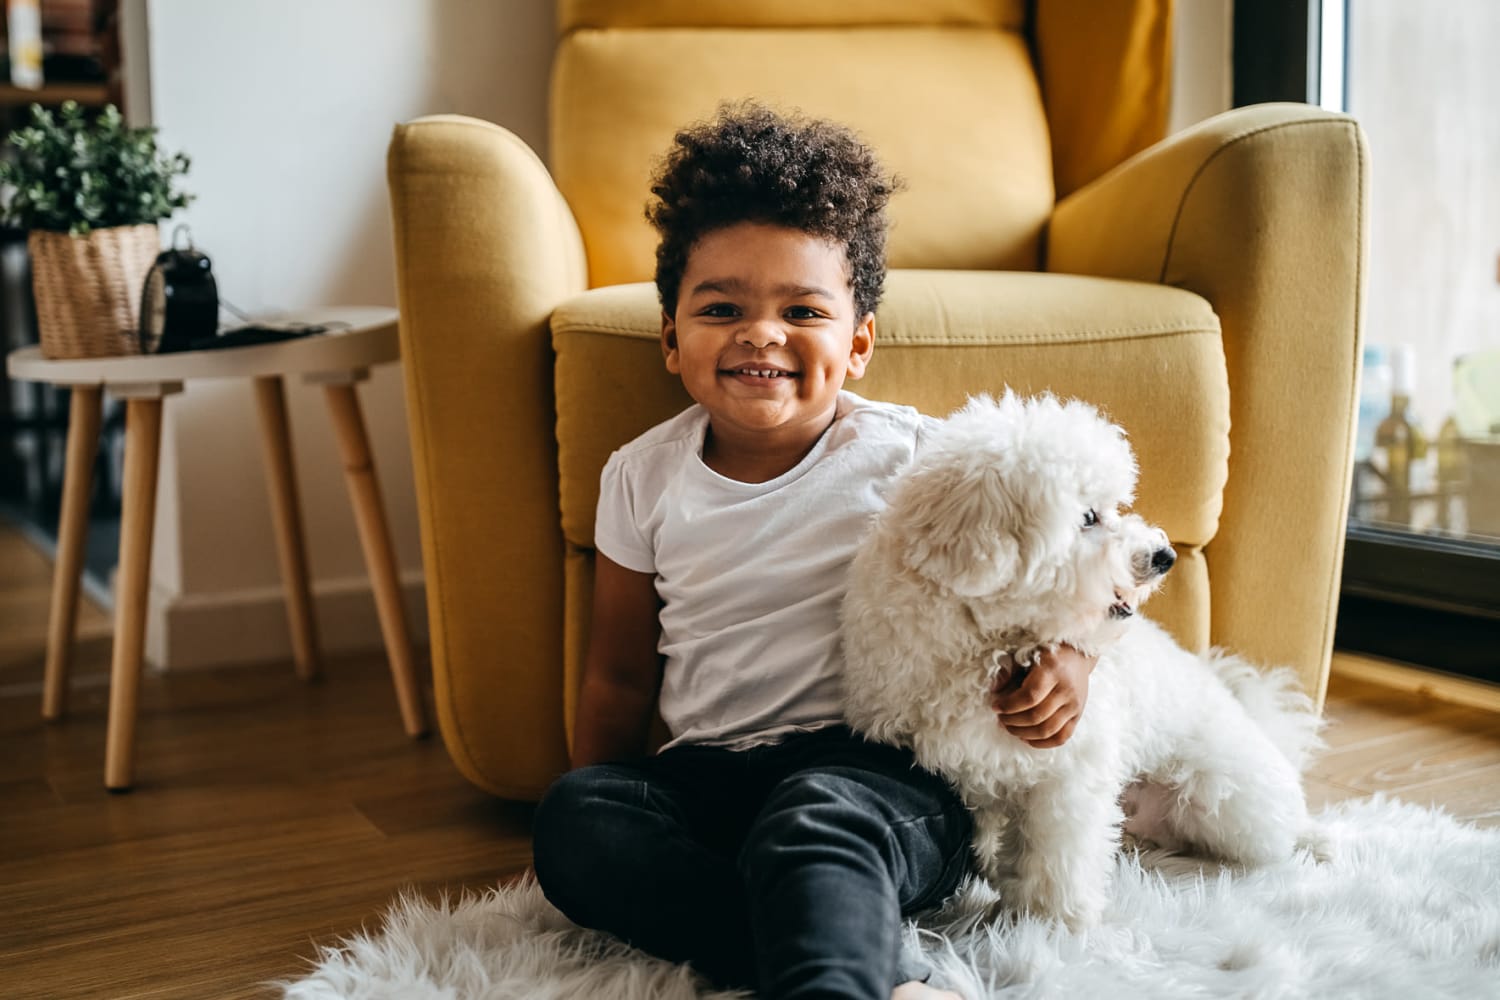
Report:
534,730,973,999
532,757,761,990
740,733,973,999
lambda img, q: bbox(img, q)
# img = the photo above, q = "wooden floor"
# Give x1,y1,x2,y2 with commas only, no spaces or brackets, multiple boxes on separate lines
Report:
2,524,1498,999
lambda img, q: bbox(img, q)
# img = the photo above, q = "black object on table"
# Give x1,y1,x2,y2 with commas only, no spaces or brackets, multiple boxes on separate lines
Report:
184,324,326,353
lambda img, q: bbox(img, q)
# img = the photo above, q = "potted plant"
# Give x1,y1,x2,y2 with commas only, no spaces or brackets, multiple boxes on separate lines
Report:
0,101,193,358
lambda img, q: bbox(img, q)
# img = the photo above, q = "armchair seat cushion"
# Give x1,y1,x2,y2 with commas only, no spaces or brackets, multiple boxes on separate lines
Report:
553,269,1227,651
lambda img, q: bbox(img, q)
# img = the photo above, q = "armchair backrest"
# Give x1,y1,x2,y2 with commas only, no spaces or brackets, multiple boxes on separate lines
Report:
550,0,1173,288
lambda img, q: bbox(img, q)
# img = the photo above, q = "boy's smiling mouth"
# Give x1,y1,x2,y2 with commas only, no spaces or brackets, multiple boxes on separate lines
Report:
720,363,798,381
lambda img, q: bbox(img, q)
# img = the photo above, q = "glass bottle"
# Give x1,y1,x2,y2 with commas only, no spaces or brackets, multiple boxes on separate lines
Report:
1356,345,1391,464
1374,345,1426,528
1436,414,1466,532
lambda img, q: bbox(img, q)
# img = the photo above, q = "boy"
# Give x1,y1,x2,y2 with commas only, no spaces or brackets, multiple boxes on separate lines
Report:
532,103,1094,1000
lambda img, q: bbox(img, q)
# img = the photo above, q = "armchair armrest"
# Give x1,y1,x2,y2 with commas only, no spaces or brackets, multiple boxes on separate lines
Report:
1049,103,1368,707
388,115,586,797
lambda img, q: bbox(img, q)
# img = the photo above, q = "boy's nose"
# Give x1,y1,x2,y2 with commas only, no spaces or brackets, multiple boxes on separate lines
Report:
737,319,787,349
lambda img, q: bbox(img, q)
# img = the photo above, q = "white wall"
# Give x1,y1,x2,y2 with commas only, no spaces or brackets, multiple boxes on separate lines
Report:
1170,0,1233,135
136,0,554,668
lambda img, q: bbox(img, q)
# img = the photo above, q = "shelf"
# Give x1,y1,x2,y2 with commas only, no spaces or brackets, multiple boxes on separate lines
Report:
0,82,110,108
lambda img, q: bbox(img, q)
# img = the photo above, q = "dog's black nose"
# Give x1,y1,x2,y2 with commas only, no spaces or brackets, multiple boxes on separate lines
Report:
1151,546,1176,576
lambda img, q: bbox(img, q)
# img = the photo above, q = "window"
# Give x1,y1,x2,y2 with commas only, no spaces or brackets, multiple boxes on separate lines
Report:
1236,0,1500,681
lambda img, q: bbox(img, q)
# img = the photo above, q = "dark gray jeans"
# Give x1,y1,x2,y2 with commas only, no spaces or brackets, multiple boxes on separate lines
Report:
531,725,973,999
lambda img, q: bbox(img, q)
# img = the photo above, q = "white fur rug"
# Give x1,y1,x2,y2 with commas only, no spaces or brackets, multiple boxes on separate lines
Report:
280,797,1500,1000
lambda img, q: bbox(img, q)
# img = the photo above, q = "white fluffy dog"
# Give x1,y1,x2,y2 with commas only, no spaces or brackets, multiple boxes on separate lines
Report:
841,392,1322,930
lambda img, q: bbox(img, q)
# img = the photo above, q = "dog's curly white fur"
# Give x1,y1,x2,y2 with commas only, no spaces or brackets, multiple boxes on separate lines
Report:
841,392,1322,930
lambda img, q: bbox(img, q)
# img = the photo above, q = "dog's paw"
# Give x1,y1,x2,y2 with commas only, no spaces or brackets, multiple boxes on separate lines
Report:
1012,642,1058,671
1011,872,1105,933
1048,886,1106,934
985,649,1019,688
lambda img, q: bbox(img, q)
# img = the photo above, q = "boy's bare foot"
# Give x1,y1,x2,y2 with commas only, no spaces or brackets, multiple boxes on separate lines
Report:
892,981,965,1000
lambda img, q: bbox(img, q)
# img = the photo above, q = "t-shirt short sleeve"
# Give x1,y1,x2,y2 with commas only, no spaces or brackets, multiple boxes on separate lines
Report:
914,412,943,452
594,451,655,573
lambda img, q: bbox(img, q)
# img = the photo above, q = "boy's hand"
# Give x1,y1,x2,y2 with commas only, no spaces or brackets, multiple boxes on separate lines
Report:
991,645,1097,748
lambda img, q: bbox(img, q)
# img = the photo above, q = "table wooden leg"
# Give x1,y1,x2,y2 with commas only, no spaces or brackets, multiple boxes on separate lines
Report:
104,397,164,791
42,385,103,721
322,382,427,737
253,375,321,681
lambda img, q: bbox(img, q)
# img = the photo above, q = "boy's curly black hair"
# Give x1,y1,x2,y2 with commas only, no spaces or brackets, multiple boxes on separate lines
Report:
646,102,898,320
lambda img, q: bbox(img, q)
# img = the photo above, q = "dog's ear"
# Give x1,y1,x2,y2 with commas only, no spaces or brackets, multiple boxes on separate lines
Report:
887,463,1022,598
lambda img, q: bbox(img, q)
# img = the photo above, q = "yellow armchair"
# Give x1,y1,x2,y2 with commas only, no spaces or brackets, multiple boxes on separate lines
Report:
387,0,1366,800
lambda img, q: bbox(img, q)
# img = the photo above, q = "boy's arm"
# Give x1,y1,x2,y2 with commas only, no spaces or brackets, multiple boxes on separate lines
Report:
992,645,1098,749
571,552,665,769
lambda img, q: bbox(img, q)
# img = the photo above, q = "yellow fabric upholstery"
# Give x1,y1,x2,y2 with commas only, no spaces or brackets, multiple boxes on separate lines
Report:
558,0,1025,31
555,0,1166,200
1035,0,1174,197
387,115,585,798
552,26,1053,285
387,2,1366,800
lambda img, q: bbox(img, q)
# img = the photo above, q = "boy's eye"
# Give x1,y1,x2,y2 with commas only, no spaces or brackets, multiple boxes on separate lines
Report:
784,305,822,320
700,302,740,318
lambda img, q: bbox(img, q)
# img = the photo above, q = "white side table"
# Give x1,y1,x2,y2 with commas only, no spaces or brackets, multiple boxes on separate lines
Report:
6,305,428,790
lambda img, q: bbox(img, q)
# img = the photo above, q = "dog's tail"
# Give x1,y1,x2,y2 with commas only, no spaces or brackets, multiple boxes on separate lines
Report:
1203,649,1326,772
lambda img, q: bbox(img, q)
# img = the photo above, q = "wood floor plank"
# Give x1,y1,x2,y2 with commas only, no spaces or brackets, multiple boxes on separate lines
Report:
0,531,112,670
1332,651,1500,714
4,830,526,1000
1316,684,1479,751
1,780,362,860
1314,733,1500,796
0,527,54,585
1370,766,1500,828
1302,773,1367,813
1316,671,1500,827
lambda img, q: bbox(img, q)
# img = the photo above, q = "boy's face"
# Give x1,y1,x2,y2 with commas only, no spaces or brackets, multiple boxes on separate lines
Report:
662,221,875,452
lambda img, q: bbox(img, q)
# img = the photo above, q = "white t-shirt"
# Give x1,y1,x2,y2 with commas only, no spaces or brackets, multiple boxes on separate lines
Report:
595,390,934,750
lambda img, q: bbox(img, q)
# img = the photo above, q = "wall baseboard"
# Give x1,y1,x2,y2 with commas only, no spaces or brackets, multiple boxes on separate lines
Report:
1332,650,1500,715
144,572,429,671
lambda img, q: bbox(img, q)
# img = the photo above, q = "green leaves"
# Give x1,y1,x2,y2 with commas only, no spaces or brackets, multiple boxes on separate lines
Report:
0,101,193,235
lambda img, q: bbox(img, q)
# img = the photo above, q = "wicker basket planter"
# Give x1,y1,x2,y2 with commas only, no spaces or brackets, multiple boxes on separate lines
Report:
28,222,160,359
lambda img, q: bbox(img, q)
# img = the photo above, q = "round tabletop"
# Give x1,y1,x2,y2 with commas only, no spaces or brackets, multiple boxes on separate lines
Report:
5,305,398,387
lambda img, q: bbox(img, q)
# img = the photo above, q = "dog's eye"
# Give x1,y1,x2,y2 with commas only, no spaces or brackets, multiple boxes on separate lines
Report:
1082,509,1099,528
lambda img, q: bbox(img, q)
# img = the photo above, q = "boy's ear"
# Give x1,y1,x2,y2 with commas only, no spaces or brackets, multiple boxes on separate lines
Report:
846,312,876,380
661,310,681,374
